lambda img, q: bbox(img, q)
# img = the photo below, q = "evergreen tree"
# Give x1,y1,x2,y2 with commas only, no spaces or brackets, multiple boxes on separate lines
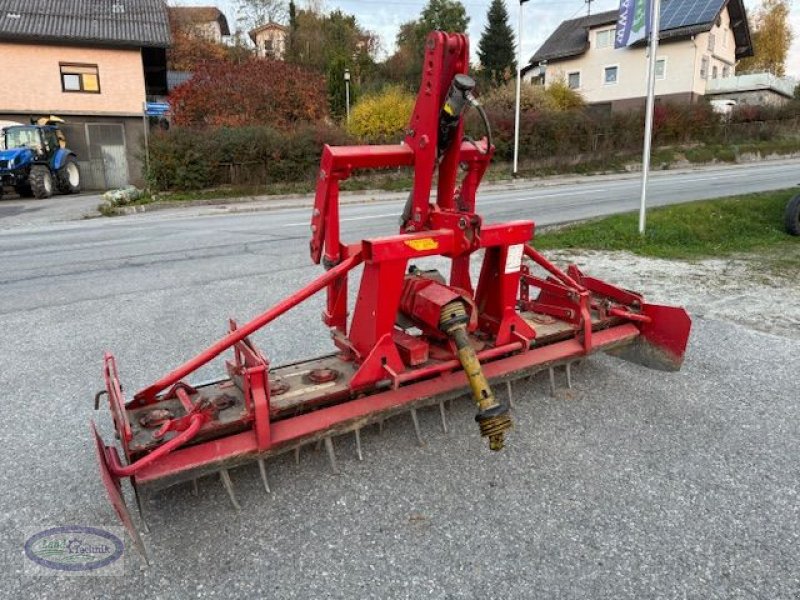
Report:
477,0,516,86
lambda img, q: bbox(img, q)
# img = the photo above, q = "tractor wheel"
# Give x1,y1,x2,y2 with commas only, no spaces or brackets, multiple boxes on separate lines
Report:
29,165,54,199
57,156,81,194
785,193,800,236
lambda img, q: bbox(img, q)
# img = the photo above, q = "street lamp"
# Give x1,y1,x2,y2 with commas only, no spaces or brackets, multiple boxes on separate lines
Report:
513,0,531,177
344,68,351,122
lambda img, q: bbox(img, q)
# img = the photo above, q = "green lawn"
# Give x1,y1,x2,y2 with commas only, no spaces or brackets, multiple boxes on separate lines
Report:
534,189,800,263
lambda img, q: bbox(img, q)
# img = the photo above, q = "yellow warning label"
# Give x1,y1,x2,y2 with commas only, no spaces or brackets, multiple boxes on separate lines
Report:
405,238,439,252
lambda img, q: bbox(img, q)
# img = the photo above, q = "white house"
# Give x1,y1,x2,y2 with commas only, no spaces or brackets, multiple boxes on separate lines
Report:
249,22,288,60
168,6,231,44
524,0,752,112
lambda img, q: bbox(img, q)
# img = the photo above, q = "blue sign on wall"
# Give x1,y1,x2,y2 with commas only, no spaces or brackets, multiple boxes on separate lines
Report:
144,102,170,117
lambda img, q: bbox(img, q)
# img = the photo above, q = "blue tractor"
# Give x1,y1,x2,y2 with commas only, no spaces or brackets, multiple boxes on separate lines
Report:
0,117,81,200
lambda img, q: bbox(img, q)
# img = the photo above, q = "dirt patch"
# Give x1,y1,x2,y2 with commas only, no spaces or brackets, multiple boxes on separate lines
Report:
546,249,800,338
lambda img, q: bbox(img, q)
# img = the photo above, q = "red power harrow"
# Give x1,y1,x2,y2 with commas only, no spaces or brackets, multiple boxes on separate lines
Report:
92,32,691,559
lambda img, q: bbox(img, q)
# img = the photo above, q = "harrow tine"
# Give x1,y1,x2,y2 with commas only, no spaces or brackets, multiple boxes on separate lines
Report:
132,485,149,534
258,459,271,494
294,446,301,465
191,479,199,497
219,469,241,510
354,429,364,461
438,399,449,434
506,380,515,409
410,408,424,446
548,367,556,397
324,436,339,474
377,418,385,434
566,362,573,389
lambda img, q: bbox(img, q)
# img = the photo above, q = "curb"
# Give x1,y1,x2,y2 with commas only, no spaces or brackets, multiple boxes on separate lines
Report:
103,154,800,218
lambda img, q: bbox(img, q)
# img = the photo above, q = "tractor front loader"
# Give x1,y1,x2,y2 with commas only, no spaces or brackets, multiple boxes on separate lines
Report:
92,32,691,560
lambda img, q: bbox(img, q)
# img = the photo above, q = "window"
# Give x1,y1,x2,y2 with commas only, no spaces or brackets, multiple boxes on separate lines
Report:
60,64,100,93
596,28,615,49
567,71,581,89
604,65,618,85
707,33,715,52
722,28,729,48
700,56,709,80
655,58,666,80
712,65,718,79
722,65,731,78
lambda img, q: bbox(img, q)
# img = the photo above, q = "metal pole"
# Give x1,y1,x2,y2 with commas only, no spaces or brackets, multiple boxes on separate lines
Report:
142,102,150,176
513,1,528,176
638,0,661,235
345,80,350,122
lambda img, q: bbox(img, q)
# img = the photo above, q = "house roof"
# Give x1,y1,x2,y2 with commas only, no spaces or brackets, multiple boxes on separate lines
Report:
169,6,230,36
249,21,287,42
528,0,752,67
0,0,171,48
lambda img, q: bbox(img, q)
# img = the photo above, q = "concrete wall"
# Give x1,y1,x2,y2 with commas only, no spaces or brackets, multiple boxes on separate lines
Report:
527,8,738,108
0,42,146,115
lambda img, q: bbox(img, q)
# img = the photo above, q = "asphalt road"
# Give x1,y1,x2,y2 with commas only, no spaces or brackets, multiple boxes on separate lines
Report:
1,161,799,598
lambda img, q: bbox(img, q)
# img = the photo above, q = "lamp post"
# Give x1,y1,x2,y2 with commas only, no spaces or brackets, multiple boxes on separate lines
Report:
513,0,531,177
344,68,351,122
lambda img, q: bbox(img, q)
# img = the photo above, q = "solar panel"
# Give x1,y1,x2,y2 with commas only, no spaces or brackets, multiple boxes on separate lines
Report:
659,0,724,31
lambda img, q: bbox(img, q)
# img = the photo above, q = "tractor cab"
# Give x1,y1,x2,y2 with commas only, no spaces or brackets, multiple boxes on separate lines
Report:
0,118,80,199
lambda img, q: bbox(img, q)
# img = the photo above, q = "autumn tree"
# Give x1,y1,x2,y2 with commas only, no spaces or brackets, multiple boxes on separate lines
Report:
477,0,516,86
285,7,379,118
168,58,328,127
167,11,237,71
387,0,470,86
737,0,792,76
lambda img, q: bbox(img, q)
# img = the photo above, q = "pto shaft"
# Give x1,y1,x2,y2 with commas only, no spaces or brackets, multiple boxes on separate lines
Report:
439,301,512,451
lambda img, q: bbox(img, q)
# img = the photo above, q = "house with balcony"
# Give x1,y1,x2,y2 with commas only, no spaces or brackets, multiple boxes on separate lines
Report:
0,0,171,188
524,0,753,112
250,22,288,60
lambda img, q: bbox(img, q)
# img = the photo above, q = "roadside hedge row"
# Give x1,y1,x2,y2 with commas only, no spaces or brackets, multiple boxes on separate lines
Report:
146,101,800,191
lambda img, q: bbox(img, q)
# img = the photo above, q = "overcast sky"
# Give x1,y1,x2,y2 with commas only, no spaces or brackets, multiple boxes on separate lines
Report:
170,0,800,78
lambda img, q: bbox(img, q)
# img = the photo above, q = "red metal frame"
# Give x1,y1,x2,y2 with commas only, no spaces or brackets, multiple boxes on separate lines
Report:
92,31,692,555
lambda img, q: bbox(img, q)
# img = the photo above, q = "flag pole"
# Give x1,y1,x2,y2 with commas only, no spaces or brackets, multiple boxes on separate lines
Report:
513,0,530,177
638,0,661,235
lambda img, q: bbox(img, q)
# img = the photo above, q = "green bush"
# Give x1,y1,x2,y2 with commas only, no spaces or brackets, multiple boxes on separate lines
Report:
346,85,415,143
146,123,353,191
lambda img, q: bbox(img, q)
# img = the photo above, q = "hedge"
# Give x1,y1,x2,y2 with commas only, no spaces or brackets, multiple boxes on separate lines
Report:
147,100,800,191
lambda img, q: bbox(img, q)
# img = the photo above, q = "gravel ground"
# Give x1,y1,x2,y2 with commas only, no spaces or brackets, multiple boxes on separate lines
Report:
1,242,799,598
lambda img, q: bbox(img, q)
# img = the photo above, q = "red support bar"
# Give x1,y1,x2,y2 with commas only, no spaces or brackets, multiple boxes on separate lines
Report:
524,245,585,292
133,252,364,405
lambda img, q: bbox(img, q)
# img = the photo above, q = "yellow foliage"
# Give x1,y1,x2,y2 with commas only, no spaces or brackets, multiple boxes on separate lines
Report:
346,86,415,142
481,79,584,112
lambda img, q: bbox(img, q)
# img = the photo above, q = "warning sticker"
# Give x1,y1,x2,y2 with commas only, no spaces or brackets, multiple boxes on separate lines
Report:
405,238,439,252
505,244,524,273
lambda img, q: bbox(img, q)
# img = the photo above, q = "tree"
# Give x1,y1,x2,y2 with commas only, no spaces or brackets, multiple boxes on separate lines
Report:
420,0,469,33
387,0,469,87
235,0,287,31
737,0,792,76
167,11,246,71
284,7,378,117
168,58,328,127
477,0,516,86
